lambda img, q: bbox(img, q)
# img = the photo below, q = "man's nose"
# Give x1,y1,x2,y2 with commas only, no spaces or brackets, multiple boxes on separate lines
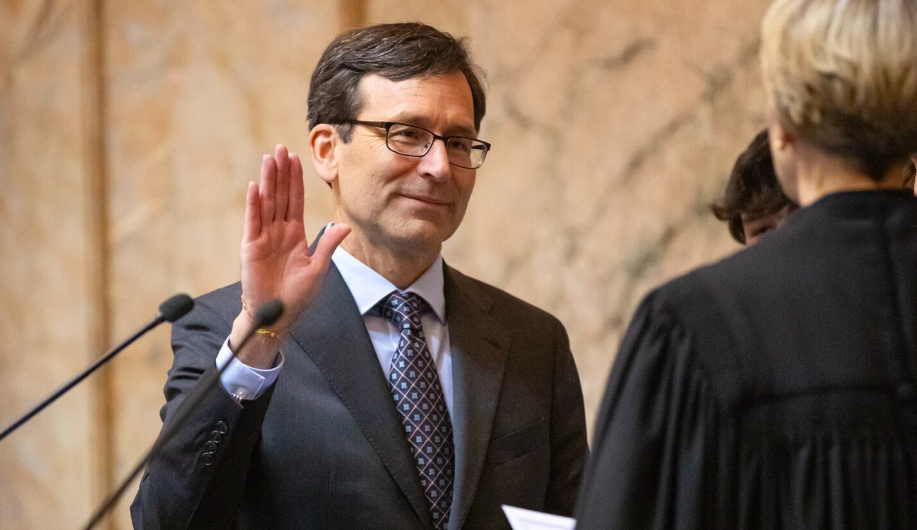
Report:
417,139,452,182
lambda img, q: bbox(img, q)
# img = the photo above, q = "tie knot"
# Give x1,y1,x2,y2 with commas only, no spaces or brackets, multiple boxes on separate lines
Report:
375,291,430,328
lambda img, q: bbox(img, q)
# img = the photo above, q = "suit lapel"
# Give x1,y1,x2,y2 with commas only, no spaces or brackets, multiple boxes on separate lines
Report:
289,262,435,530
444,266,512,530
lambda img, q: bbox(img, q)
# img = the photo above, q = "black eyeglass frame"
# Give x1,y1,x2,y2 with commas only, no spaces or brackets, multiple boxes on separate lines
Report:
341,120,492,170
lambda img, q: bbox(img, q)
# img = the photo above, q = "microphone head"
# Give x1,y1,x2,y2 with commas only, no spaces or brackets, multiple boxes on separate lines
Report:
254,299,284,328
159,294,195,323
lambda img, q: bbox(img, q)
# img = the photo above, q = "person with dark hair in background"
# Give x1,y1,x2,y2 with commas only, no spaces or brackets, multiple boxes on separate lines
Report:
575,0,917,528
712,130,796,245
131,23,587,530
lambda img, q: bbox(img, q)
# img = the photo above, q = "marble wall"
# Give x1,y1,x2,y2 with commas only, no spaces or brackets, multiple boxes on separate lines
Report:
1,0,771,527
1,0,105,527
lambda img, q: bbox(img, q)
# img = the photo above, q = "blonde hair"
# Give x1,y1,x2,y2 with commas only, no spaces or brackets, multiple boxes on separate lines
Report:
761,0,917,179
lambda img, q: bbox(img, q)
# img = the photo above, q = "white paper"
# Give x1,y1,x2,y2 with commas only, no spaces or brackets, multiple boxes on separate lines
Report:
501,505,576,530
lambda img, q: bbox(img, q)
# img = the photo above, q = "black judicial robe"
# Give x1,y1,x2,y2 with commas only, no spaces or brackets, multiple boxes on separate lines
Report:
575,190,917,530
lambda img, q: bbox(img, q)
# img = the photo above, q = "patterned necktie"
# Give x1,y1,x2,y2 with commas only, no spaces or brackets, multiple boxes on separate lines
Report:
376,290,454,530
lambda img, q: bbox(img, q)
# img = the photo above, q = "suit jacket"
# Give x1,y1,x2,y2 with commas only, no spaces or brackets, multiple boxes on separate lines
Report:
131,260,587,530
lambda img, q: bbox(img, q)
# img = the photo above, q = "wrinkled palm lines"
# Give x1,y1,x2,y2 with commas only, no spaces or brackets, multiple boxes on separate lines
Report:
379,293,454,529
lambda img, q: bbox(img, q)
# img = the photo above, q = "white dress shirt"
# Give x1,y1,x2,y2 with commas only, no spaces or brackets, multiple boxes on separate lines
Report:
217,246,453,415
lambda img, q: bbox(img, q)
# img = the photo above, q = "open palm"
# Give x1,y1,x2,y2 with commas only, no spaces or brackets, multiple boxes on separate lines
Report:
240,144,349,333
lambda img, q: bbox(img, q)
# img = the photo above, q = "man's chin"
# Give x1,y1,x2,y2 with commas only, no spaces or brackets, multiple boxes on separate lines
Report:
386,219,453,251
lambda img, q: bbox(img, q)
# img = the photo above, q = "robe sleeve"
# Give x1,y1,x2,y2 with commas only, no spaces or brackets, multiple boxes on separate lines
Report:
574,291,716,530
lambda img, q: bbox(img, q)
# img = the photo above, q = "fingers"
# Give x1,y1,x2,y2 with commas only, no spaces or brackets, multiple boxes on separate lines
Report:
274,144,290,222
310,223,351,268
288,153,305,222
242,181,261,243
260,154,276,229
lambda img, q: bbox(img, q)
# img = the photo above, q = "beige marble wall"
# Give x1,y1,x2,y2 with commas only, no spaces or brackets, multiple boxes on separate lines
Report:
0,0,101,527
2,0,772,527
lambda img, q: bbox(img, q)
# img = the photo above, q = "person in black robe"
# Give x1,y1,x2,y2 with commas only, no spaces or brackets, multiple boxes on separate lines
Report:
574,0,917,528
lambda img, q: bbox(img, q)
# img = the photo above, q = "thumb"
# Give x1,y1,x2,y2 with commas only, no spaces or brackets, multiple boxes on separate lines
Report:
310,223,352,267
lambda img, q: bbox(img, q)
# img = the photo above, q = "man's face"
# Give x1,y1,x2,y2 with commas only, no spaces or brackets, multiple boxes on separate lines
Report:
742,204,794,245
332,72,477,255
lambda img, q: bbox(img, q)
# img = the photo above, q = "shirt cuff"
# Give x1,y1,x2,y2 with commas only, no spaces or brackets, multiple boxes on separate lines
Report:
215,338,284,401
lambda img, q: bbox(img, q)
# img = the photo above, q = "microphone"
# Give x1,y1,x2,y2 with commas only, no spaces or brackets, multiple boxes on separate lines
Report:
159,294,196,323
0,294,194,443
82,299,284,530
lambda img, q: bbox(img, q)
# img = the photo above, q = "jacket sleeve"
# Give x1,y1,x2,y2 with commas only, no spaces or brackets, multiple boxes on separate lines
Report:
130,293,276,530
544,318,589,516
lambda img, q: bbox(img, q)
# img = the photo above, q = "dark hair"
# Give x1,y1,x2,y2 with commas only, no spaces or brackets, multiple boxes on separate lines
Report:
307,23,486,142
711,130,793,244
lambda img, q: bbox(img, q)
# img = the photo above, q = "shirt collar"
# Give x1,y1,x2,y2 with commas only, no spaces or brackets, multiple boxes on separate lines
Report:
331,245,446,323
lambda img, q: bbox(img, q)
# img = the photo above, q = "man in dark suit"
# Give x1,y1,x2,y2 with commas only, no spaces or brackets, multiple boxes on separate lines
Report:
131,23,587,530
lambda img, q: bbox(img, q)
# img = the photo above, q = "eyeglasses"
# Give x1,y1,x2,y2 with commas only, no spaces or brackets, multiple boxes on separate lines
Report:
342,120,491,170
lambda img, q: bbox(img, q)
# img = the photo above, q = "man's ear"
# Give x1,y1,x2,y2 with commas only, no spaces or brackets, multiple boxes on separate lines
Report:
310,124,339,186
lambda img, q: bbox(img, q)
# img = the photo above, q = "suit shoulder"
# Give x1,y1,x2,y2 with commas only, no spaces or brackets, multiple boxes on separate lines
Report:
449,268,564,329
180,282,243,327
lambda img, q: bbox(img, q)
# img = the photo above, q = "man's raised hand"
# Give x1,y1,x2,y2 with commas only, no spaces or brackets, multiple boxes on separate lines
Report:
231,144,349,368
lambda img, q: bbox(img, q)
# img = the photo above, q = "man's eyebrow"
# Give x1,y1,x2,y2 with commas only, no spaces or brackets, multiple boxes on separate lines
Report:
447,124,478,137
390,112,477,137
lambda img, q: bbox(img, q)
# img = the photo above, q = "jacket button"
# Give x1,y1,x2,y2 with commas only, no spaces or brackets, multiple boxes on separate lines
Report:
897,383,916,402
209,430,224,443
215,421,229,434
200,453,214,466
204,441,218,453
